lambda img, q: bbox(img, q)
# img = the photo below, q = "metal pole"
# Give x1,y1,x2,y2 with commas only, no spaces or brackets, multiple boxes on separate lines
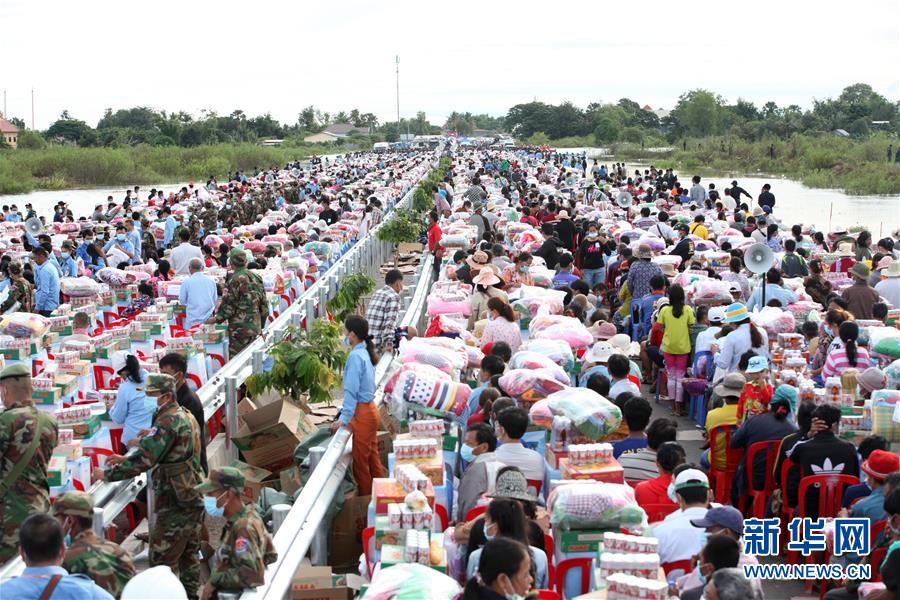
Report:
305,299,315,333
252,350,264,374
225,376,238,456
92,506,104,537
308,446,328,565
395,55,400,131
270,504,292,533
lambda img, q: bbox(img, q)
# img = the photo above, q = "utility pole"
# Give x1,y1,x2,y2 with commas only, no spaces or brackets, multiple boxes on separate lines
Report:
31,88,35,129
395,55,400,139
2,89,6,117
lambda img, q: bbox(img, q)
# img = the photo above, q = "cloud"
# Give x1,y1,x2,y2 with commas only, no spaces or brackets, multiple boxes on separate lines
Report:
2,0,897,129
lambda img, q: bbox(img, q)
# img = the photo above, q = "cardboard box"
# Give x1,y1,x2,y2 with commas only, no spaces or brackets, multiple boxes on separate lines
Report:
555,529,614,553
33,387,62,405
393,448,444,485
397,242,424,254
233,399,310,472
205,434,230,472
72,415,102,439
55,442,83,461
376,431,393,471
60,360,92,378
546,446,568,470
0,347,29,361
379,544,405,568
373,515,404,550
372,478,434,515
229,459,279,502
328,494,370,571
280,465,303,498
48,454,67,487
54,373,79,397
560,458,624,484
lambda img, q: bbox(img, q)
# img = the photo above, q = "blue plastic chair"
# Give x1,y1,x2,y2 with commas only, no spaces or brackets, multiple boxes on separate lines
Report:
687,351,713,425
629,300,643,341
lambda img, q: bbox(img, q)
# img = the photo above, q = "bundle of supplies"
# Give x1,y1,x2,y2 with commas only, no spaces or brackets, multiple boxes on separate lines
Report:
409,419,444,438
598,553,661,580
396,465,430,492
567,443,614,465
606,573,669,600
394,438,439,460
546,387,623,439
548,482,645,530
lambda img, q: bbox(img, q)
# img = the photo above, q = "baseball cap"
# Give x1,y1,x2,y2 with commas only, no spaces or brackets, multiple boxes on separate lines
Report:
673,468,709,491
690,506,744,536
746,356,769,374
51,491,94,519
146,373,176,396
195,466,245,494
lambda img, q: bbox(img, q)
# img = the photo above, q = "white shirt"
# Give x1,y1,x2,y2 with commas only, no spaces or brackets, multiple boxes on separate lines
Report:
494,442,545,482
609,379,640,399
170,242,204,275
178,272,218,327
695,326,722,354
652,506,709,564
874,277,900,309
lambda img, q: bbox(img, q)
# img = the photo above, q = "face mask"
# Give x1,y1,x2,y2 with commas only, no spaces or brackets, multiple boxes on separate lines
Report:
64,533,72,546
61,252,70,259
889,518,900,536
697,564,709,585
587,232,598,239
483,522,494,542
520,265,529,273
460,444,477,463
666,482,678,504
144,397,159,414
203,494,225,518
117,234,126,241
342,336,351,346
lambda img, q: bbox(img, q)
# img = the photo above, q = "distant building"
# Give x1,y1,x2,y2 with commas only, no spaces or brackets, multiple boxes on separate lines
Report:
303,123,365,143
642,104,653,111
259,139,284,147
0,112,18,148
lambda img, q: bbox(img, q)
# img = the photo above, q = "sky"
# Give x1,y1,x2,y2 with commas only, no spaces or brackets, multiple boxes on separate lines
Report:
2,0,898,130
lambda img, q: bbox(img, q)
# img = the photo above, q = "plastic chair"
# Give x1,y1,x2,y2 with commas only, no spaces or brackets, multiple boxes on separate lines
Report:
361,526,375,578
786,474,860,568
535,591,560,600
686,350,712,424
654,369,668,404
778,458,798,559
434,504,448,533
108,428,125,455
662,559,693,578
465,505,486,523
185,373,203,392
93,365,116,390
526,479,543,497
555,557,592,596
83,446,114,470
743,440,781,518
543,533,555,588
102,311,120,327
870,547,887,581
72,479,85,491
707,424,742,504
641,503,678,523
629,300,643,341
175,314,186,329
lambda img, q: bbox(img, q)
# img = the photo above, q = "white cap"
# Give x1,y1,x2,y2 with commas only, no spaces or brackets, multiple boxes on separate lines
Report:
110,350,129,374
708,306,727,323
121,566,187,599
673,468,709,490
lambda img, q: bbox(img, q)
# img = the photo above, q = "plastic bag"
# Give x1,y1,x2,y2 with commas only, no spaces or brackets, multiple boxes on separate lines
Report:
510,350,564,372
874,337,900,359
520,339,575,370
548,482,646,530
95,267,135,286
690,279,733,305
384,362,451,394
515,285,566,316
362,563,461,600
529,399,554,429
546,387,623,439
532,319,594,349
399,338,467,374
60,276,100,297
750,306,796,337
885,359,900,390
390,370,470,416
498,368,569,403
0,312,52,338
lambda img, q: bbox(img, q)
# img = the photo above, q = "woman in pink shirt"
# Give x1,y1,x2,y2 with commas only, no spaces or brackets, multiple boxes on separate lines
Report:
823,320,870,379
480,297,523,355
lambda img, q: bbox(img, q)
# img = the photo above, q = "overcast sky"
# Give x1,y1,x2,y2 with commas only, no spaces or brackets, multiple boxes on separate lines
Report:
2,0,898,130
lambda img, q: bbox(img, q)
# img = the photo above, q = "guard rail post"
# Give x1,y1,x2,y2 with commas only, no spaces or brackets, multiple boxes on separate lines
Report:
225,376,238,462
307,446,327,566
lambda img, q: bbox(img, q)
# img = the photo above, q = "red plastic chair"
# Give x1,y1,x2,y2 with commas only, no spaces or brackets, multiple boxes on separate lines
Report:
625,479,640,489
83,446,114,470
536,591,560,600
870,547,887,581
208,353,226,371
641,503,678,523
72,479,85,491
465,505,486,523
526,479,543,497
778,458,798,560
93,365,116,390
434,504,448,532
185,373,203,392
543,533,555,587
707,424,742,504
154,340,168,350
361,526,375,578
102,311,120,327
743,440,780,518
555,557,592,596
175,314,186,329
108,428,125,455
786,474,860,568
662,559,693,577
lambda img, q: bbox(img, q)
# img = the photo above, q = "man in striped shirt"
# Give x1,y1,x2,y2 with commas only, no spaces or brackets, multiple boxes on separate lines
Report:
620,417,678,482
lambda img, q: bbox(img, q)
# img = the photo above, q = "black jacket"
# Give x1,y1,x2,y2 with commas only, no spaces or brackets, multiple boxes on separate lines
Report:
536,237,563,270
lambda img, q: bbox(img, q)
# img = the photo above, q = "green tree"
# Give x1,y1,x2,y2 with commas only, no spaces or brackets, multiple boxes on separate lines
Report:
671,90,723,137
334,111,350,123
412,111,430,135
526,131,551,145
593,118,620,144
46,117,97,146
16,130,46,149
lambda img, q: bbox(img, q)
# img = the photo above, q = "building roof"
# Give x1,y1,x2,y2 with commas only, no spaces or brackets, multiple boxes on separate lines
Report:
642,104,653,111
323,123,358,136
0,114,18,134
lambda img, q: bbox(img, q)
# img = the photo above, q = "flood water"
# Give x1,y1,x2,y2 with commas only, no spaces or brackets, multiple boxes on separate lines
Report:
556,147,900,235
1,149,898,235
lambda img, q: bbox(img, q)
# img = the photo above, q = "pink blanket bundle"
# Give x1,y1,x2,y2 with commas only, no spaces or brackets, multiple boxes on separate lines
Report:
392,371,470,416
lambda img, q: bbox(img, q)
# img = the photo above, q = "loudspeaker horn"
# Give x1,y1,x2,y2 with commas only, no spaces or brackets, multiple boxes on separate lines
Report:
615,191,633,208
24,217,45,238
264,173,275,185
291,167,301,178
744,242,775,274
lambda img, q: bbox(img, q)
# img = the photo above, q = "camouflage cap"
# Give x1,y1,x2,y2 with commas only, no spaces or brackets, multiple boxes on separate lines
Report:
145,373,176,396
195,466,245,494
0,363,31,381
229,247,249,266
52,491,94,519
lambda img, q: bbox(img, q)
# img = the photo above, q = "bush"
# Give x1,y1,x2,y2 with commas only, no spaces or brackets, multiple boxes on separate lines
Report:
16,130,46,150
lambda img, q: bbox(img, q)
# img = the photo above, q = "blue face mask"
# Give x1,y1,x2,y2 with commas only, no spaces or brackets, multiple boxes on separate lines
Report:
460,444,477,463
144,397,159,414
520,265,529,273
203,494,225,518
342,335,351,346
697,564,709,585
61,252,70,259
483,522,494,541
117,234,126,241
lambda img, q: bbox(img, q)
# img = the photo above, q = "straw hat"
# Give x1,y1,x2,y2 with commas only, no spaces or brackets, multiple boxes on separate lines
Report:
608,333,641,357
882,260,900,278
584,341,615,364
659,262,677,277
472,269,501,287
555,210,571,220
466,250,490,270
835,242,855,256
589,321,617,340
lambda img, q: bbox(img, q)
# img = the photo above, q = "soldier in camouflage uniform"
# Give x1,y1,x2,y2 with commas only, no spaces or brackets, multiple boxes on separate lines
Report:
213,248,269,355
0,363,59,563
201,202,218,236
196,467,277,600
94,374,204,599
0,261,33,313
52,491,135,598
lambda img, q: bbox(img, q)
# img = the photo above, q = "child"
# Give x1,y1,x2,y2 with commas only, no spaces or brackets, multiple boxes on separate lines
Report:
801,320,820,357
737,355,773,423
781,239,809,277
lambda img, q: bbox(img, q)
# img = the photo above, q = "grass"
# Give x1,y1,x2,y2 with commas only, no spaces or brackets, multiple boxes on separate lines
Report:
608,133,900,195
0,141,359,194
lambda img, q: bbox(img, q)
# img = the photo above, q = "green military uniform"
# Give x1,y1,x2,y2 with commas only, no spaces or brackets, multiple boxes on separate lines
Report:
197,467,277,593
201,204,218,235
0,363,59,563
103,374,204,599
215,249,269,355
53,491,135,598
1,272,34,313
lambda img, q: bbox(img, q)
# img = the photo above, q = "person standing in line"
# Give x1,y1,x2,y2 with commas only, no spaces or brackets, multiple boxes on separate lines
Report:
331,316,384,496
427,211,443,281
656,284,695,416
94,374,204,600
365,269,403,351
170,229,204,275
179,258,218,328
32,246,60,316
0,364,59,564
210,249,268,355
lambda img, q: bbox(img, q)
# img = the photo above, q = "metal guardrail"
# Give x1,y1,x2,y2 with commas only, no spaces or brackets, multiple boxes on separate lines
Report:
0,153,438,582
239,251,435,600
